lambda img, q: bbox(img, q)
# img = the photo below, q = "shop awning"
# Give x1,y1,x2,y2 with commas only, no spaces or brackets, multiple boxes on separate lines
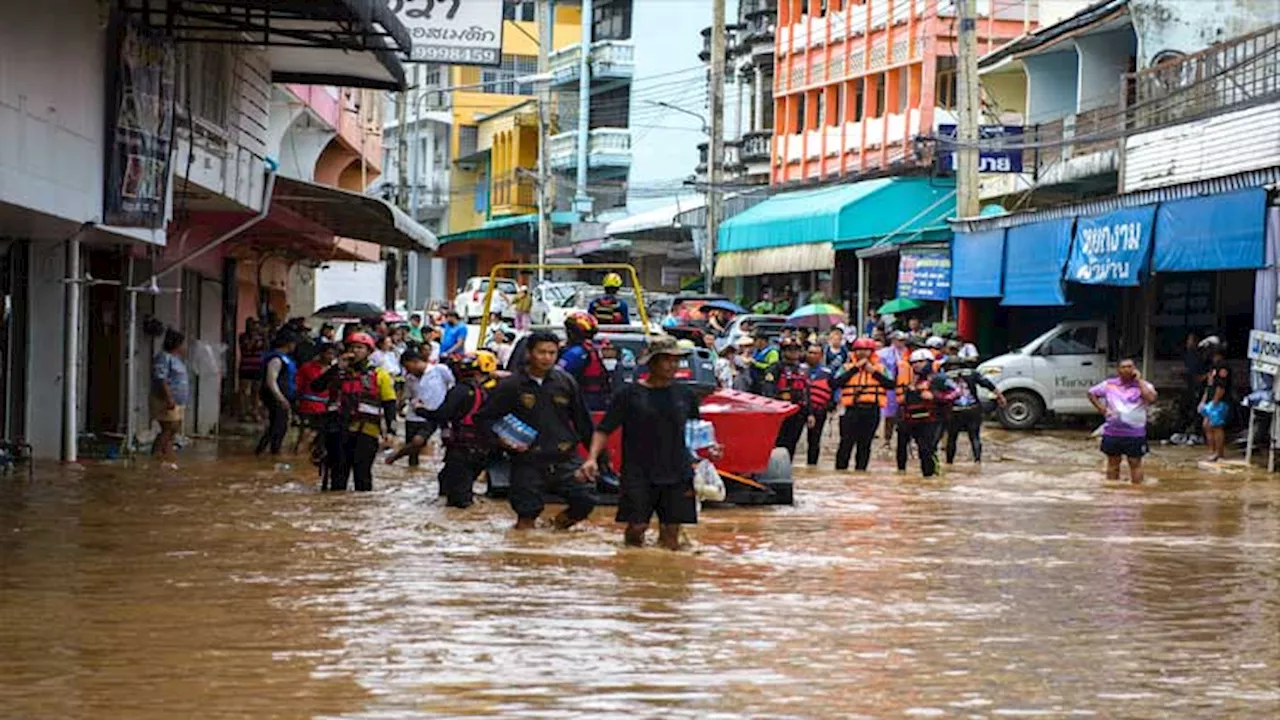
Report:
714,243,836,279
119,0,411,90
1153,188,1268,272
436,212,579,246
951,229,1006,298
717,177,955,254
272,177,436,251
1002,218,1074,306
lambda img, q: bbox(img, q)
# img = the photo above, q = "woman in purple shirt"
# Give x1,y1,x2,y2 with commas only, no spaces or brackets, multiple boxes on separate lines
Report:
1088,358,1159,484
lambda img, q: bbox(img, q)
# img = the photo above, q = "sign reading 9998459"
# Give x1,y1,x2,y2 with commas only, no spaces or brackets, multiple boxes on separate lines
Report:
389,0,505,68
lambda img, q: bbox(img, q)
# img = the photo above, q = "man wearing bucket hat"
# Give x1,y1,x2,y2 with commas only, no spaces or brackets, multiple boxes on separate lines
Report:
582,336,718,550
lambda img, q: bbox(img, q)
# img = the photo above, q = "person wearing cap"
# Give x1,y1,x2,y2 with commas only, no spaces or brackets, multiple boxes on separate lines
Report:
804,344,837,466
773,338,812,459
832,338,896,471
749,334,781,397
582,336,719,550
943,341,1005,464
896,348,959,477
477,330,596,530
715,343,739,389
878,331,910,449
403,351,498,508
309,332,398,491
732,335,756,391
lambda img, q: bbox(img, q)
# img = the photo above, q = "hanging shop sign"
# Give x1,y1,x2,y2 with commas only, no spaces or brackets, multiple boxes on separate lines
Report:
897,247,952,301
103,18,176,229
1065,206,1155,286
937,124,1025,173
390,0,504,66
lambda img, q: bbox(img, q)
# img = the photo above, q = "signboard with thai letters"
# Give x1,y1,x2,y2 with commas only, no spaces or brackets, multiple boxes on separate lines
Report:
937,124,1024,173
1065,206,1155,286
389,0,504,66
897,247,951,301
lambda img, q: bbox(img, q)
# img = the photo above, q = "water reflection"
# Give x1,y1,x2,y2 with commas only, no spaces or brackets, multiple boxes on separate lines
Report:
2,433,1279,717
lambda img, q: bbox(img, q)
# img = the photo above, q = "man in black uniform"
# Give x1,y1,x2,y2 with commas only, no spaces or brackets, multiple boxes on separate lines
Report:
419,351,498,508
772,338,812,458
582,336,717,550
478,330,597,530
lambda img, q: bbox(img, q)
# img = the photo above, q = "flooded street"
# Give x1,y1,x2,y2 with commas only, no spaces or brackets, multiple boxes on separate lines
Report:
3,433,1280,719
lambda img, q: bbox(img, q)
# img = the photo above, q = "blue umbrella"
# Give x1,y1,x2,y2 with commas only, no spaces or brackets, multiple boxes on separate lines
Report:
700,299,747,314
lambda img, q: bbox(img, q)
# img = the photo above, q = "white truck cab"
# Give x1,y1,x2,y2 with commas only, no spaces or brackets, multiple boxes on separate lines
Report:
977,320,1109,429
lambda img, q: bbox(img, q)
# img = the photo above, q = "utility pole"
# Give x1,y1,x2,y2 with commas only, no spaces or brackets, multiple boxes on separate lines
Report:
705,0,726,291
396,87,409,209
955,0,981,219
573,0,593,215
536,0,554,283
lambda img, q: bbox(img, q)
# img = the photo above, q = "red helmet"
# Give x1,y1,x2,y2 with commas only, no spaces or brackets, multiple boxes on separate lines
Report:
852,337,878,350
564,311,599,337
345,331,376,349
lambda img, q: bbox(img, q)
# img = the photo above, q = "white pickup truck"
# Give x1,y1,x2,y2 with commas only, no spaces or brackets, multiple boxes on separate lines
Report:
977,321,1110,429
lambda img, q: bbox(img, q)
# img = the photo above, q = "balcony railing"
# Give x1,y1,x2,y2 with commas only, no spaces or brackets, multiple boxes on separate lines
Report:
740,130,772,162
548,128,632,170
1124,23,1280,132
696,139,744,173
549,40,636,87
740,0,776,18
493,173,537,209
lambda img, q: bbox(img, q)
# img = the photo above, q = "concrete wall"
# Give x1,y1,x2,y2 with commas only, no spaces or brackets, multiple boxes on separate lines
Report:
1074,28,1137,112
26,242,67,457
314,261,388,310
1130,0,1280,68
1024,51,1080,124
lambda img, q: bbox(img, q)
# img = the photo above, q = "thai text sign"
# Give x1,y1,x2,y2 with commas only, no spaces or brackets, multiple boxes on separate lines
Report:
898,247,951,301
937,124,1024,173
390,0,504,66
1065,206,1155,286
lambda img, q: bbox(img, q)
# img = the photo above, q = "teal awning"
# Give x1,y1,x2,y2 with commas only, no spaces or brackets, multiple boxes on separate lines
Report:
438,211,577,245
717,177,956,254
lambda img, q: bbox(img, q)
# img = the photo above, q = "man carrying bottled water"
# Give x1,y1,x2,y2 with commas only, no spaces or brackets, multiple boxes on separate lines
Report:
581,336,721,550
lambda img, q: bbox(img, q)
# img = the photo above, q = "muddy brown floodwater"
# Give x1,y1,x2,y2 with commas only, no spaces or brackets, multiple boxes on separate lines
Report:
2,431,1280,719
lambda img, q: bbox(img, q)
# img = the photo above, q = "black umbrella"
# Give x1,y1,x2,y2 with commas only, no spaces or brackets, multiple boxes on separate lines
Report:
313,301,384,319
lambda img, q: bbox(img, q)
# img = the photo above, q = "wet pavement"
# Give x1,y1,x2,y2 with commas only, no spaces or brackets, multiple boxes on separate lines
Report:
2,430,1280,718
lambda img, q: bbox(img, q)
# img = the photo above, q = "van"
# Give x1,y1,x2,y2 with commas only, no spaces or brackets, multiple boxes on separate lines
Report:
977,321,1109,429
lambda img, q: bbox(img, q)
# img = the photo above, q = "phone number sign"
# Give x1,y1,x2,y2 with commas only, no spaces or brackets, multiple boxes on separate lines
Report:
389,0,505,67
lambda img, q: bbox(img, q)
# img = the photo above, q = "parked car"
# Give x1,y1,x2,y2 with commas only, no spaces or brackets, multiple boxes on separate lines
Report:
454,277,517,323
530,281,586,325
714,314,791,352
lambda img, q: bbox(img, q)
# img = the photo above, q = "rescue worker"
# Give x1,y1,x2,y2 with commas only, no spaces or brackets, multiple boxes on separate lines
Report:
588,272,630,325
310,332,397,492
749,334,781,397
256,332,298,457
804,344,837,466
832,338,896,471
294,340,337,456
558,312,617,412
477,330,596,530
896,348,959,477
925,334,948,363
944,341,1006,464
773,338,812,458
418,350,499,508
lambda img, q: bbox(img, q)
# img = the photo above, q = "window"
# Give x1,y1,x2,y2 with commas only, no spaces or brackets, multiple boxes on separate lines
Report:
814,91,825,130
792,93,807,133
593,0,632,40
1042,327,1100,356
832,85,844,126
936,57,958,109
852,79,864,121
503,1,536,22
873,73,886,118
176,44,231,127
481,54,539,95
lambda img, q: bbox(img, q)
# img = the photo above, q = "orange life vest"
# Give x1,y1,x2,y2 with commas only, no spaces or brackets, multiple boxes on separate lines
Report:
841,359,890,408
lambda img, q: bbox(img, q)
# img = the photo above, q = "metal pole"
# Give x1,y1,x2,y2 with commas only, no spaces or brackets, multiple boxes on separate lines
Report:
408,65,421,216
125,257,137,456
537,0,554,283
706,0,726,291
396,85,409,209
573,0,593,215
63,234,82,463
955,0,982,219
858,256,868,335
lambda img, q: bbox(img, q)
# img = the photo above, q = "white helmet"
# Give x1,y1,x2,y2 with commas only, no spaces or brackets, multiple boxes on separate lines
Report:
925,335,946,348
1198,335,1223,349
909,348,936,363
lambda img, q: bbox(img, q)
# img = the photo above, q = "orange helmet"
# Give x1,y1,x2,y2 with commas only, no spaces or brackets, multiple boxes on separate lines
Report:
564,311,599,338
345,331,376,349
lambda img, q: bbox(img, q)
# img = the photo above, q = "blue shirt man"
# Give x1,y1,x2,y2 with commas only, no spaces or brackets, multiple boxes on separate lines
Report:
441,311,468,357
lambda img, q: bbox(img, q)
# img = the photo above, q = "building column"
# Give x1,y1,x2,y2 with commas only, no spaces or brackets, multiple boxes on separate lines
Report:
738,73,748,139
753,65,765,133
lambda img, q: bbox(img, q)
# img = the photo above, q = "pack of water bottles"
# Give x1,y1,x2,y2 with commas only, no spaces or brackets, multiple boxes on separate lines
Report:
493,413,538,451
684,419,717,454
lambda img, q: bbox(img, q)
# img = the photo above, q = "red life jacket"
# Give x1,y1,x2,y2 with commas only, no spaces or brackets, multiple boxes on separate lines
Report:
296,361,330,415
443,383,488,449
338,365,382,423
808,374,833,410
590,296,625,325
578,340,612,399
901,377,939,423
776,364,808,403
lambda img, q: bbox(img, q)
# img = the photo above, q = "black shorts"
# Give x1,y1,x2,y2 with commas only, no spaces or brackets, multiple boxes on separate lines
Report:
1101,435,1148,458
406,419,437,443
616,477,698,526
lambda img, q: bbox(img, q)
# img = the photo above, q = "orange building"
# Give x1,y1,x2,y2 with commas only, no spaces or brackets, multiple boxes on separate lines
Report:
771,0,1036,185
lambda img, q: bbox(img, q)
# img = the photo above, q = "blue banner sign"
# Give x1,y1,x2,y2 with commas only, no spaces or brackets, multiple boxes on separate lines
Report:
1065,206,1156,286
937,124,1024,173
898,248,952,301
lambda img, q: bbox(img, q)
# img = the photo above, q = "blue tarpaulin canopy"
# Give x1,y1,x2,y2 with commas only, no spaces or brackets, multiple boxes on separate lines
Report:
1152,188,1268,272
1001,218,1074,306
950,229,1005,298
